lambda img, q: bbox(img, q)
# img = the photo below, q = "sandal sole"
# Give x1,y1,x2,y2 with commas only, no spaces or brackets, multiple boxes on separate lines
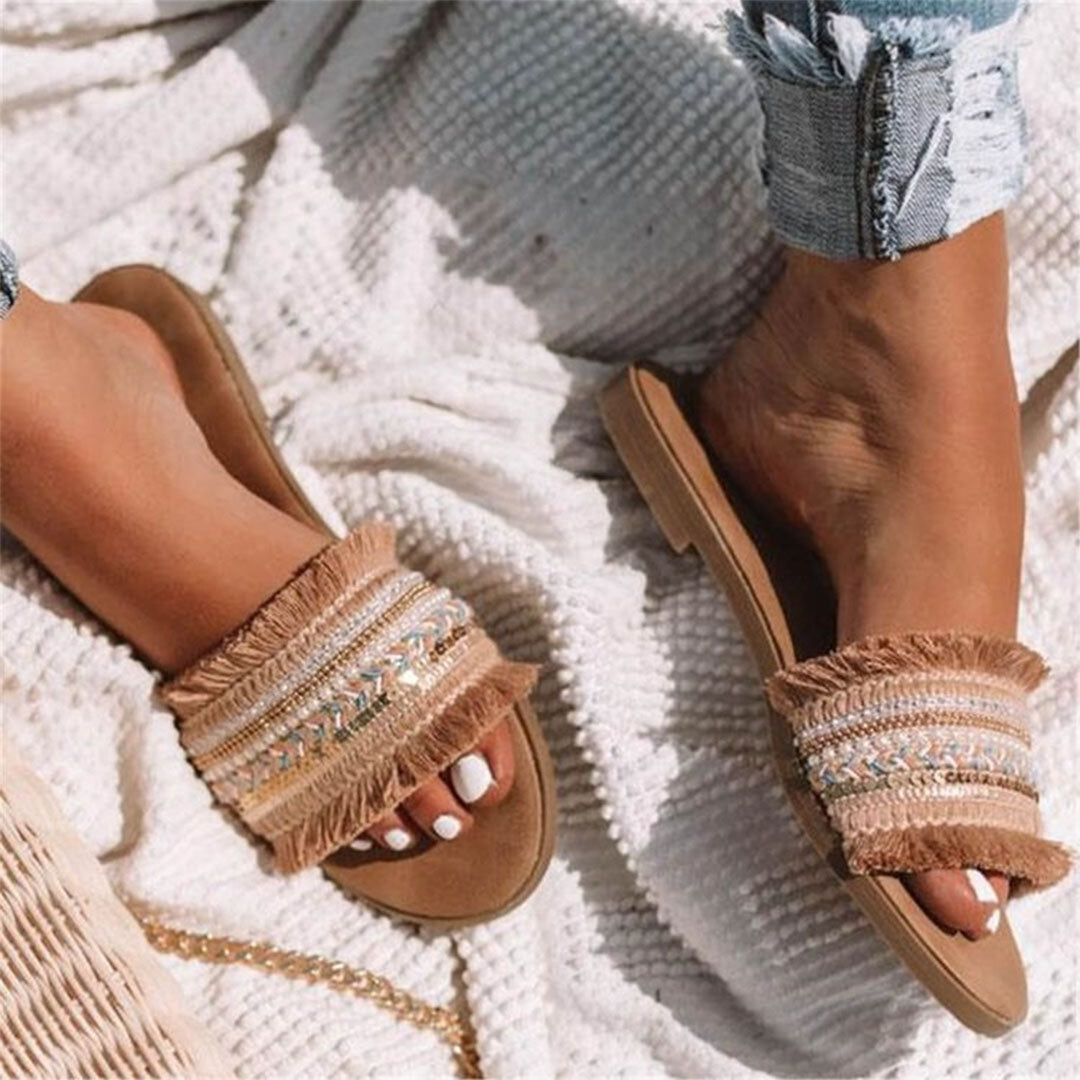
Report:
598,362,1027,1036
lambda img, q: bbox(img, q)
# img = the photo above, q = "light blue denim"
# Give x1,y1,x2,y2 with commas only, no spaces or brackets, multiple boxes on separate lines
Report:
728,0,1025,259
0,239,17,318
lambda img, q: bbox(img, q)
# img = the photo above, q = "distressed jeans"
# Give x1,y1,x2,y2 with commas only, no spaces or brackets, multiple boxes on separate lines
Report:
728,0,1024,259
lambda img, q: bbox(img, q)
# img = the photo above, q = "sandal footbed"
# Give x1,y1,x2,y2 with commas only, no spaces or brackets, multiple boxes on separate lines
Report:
324,699,556,929
597,363,1027,1037
75,265,557,928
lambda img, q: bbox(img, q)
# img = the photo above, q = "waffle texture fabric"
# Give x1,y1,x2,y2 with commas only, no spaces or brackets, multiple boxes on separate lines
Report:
1,2,1076,1077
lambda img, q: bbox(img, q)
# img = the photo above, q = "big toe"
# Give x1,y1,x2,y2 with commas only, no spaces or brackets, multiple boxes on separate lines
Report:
447,721,515,809
904,868,1010,940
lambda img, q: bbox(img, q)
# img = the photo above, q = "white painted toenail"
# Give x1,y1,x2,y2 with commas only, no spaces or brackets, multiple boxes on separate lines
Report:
432,814,462,840
384,828,413,851
349,837,374,852
985,908,1002,935
965,868,998,905
450,753,494,804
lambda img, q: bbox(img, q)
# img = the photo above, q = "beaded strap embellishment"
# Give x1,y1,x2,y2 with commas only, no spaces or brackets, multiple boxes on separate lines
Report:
160,526,535,872
766,632,1070,892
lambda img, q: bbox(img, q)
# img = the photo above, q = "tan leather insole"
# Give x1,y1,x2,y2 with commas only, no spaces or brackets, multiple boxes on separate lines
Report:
75,265,556,929
598,363,1027,1036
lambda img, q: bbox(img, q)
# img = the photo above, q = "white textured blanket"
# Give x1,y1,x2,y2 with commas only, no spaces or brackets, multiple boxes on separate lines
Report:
2,2,1076,1076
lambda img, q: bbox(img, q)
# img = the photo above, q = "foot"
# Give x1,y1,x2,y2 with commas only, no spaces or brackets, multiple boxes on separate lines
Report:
699,214,1021,939
0,285,515,852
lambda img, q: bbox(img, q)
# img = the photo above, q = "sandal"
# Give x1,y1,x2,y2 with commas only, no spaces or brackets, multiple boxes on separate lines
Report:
73,265,556,928
598,364,1069,1035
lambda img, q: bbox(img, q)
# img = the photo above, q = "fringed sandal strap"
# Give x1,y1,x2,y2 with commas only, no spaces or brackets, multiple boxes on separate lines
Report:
766,631,1070,893
159,525,536,872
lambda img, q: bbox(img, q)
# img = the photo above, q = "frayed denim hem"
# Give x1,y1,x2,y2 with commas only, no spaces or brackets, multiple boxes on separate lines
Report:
728,6,1026,260
0,239,19,319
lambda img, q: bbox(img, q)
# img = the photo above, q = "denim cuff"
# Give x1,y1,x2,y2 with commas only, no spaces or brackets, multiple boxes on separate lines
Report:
728,9,1025,260
0,239,18,318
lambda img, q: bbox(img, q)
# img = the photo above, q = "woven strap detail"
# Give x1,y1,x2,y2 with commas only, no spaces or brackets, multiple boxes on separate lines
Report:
766,632,1070,891
159,525,535,872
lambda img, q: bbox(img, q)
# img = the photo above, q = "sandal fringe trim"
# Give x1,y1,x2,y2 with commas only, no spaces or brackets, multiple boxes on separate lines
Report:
766,631,1047,714
765,630,1068,892
159,527,536,873
845,824,1071,895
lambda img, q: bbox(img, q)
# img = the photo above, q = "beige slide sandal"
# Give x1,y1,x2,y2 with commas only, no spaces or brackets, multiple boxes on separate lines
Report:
599,363,1069,1035
75,265,556,929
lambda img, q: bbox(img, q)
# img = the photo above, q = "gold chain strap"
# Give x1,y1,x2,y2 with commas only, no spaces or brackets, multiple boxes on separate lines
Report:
135,915,481,1079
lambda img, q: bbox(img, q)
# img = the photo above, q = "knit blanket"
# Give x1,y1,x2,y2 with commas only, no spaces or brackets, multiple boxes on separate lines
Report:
2,2,1076,1076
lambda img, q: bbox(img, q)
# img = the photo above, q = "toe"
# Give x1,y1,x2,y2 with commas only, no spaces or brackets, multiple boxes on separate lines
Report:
448,721,515,810
903,868,1007,940
365,809,417,853
402,778,473,841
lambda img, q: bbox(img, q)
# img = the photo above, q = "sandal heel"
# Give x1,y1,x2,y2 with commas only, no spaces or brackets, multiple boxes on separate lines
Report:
636,476,693,555
598,370,693,554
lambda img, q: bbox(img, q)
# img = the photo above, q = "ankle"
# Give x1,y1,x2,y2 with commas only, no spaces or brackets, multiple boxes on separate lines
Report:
706,213,1020,485
701,215,1024,642
783,213,1011,345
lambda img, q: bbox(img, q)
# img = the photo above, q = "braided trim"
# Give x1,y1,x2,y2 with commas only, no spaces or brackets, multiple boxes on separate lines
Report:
196,581,454,778
238,630,494,824
184,565,420,755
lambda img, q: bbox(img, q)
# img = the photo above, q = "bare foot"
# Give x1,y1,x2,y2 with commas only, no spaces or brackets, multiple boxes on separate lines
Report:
0,285,516,850
699,214,1021,939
